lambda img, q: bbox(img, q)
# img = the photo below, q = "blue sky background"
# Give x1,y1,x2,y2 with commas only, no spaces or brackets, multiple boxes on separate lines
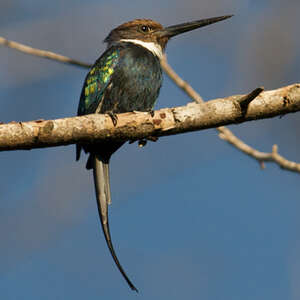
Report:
1,0,300,299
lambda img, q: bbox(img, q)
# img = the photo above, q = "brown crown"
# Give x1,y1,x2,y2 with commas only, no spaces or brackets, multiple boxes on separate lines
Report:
104,19,168,50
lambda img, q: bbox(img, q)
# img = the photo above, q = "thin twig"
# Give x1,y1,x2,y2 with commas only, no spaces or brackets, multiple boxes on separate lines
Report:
0,36,92,68
217,127,300,172
160,55,204,103
1,36,300,173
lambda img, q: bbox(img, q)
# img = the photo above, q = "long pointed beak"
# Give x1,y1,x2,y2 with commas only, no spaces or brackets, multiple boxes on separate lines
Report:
155,15,233,38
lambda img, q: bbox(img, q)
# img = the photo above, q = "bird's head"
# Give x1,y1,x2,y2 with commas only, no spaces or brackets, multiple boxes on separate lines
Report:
104,15,232,59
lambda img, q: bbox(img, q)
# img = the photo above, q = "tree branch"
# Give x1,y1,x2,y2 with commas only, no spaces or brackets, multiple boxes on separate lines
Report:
1,36,300,173
0,83,299,153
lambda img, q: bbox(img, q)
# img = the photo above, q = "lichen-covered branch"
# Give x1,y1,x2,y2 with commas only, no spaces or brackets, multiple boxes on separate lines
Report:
0,83,299,154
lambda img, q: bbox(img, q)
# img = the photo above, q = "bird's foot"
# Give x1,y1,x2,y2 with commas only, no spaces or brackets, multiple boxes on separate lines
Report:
138,139,147,148
129,136,159,147
108,112,118,127
137,136,159,148
129,138,146,146
147,136,159,142
147,109,155,118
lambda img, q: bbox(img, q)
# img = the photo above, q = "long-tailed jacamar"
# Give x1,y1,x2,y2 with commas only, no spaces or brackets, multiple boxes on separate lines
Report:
76,15,232,292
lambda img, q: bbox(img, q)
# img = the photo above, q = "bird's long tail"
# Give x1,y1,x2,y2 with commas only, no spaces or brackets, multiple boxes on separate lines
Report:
92,155,138,292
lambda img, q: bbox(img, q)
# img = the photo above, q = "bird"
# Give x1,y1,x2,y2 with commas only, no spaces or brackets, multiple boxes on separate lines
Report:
76,15,232,292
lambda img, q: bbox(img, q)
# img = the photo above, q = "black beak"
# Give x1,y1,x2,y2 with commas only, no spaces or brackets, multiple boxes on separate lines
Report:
155,15,233,38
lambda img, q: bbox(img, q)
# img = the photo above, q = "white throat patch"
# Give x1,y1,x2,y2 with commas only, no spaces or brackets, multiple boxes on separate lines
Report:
120,39,163,59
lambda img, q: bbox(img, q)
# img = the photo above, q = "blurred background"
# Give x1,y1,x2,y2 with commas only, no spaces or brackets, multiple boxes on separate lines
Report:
1,0,300,299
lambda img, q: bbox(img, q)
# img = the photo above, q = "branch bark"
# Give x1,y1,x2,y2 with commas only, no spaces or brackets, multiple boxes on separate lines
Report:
0,83,299,152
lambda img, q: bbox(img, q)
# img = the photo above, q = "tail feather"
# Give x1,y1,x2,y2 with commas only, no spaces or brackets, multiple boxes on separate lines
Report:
102,163,112,205
92,155,138,292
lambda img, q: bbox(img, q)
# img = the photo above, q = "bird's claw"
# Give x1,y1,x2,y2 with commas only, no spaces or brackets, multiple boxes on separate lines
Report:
148,109,155,117
138,139,147,148
137,136,159,148
147,136,159,142
108,112,118,126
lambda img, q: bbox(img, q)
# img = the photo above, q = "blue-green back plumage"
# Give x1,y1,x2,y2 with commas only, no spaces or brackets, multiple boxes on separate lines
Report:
78,43,162,117
78,47,120,116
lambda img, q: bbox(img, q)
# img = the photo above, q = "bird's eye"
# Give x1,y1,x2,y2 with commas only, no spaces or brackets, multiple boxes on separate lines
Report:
140,25,151,33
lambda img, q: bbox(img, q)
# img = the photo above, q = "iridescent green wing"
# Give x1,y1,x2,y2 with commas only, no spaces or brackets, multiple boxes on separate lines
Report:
77,47,120,116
